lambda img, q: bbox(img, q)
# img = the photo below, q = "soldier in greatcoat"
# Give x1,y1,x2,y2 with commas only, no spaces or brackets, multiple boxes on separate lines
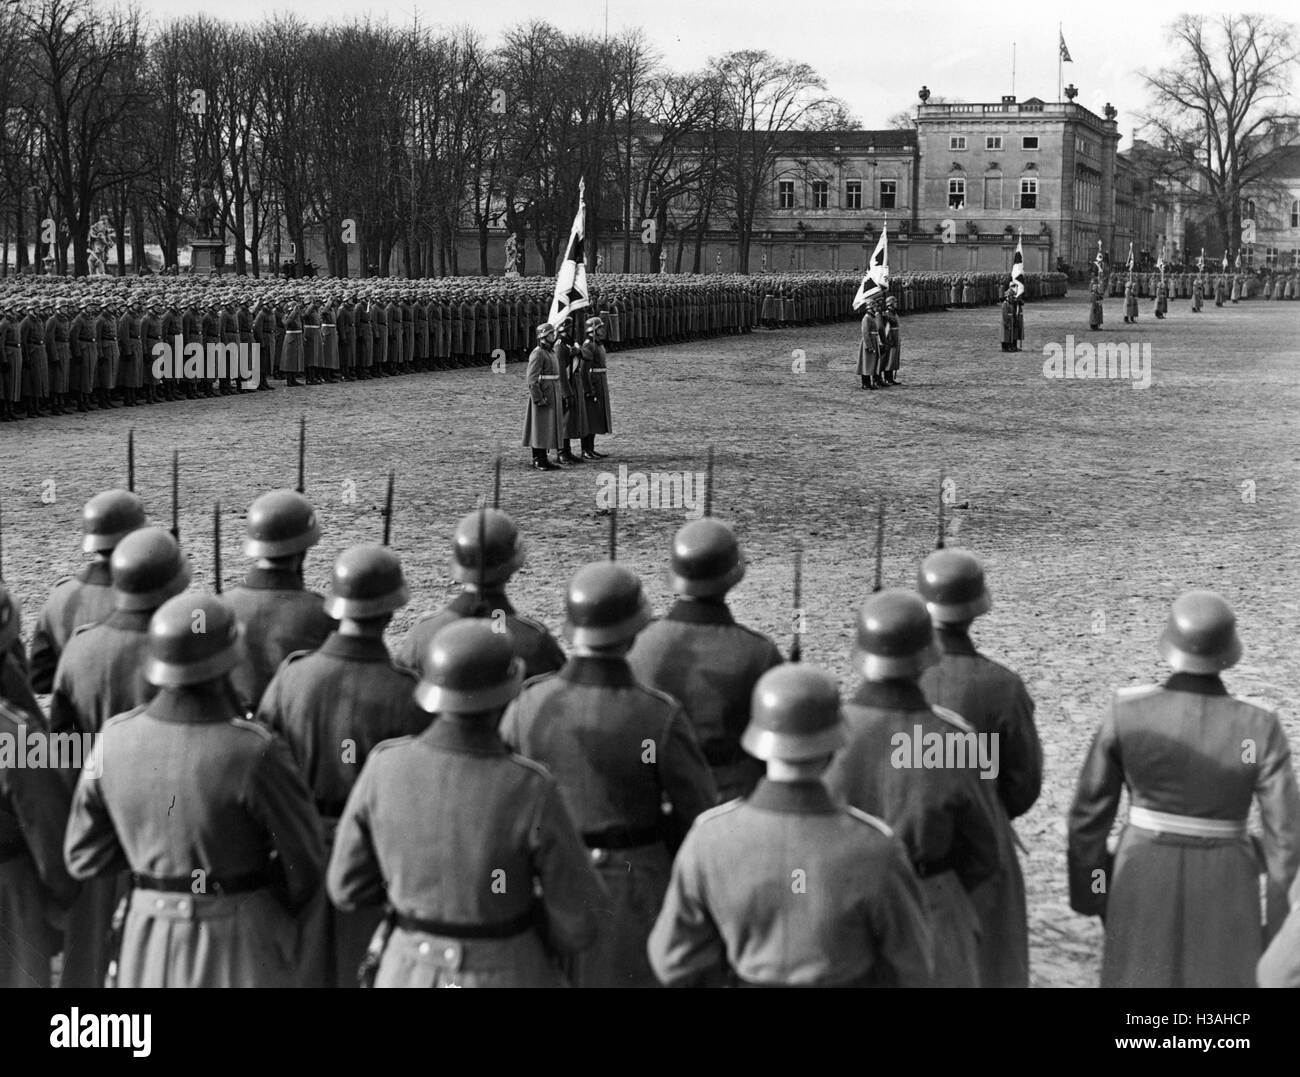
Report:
1191,273,1205,312
555,318,585,465
1089,277,1105,330
881,295,901,384
648,663,934,987
523,322,564,471
29,489,148,694
999,289,1017,351
917,550,1041,989
577,317,611,459
328,619,605,987
628,518,783,801
824,589,1000,987
501,562,717,987
0,689,76,987
398,508,565,683
221,490,333,712
258,545,426,986
64,594,325,988
856,299,883,388
1068,591,1300,988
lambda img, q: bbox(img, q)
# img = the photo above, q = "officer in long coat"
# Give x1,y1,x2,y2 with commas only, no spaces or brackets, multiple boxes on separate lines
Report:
855,298,882,390
1191,273,1205,312
1123,279,1140,323
49,526,190,989
329,620,605,987
1068,590,1300,988
523,322,563,471
397,508,565,683
825,589,1000,987
222,490,334,712
69,299,98,412
1089,277,1105,330
880,295,901,384
501,562,717,987
648,663,934,987
1154,275,1170,319
577,317,611,459
258,544,427,987
628,518,783,801
0,693,76,988
64,594,324,988
999,289,1017,352
29,489,147,694
555,319,584,465
917,550,1041,989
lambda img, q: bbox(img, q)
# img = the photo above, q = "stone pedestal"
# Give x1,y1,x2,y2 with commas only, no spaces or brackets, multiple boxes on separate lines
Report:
189,238,226,275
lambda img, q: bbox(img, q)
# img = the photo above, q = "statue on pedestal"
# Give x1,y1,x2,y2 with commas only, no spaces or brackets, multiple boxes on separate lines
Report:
89,215,114,270
504,232,520,278
198,181,218,239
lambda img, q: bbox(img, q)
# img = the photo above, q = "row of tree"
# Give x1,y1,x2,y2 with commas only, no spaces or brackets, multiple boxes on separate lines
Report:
0,0,851,276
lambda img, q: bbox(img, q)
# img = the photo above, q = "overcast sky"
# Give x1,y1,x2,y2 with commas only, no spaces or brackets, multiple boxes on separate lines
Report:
129,1,1297,149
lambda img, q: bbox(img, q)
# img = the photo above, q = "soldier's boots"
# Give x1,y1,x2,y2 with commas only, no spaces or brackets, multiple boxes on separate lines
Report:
531,449,560,472
559,442,582,465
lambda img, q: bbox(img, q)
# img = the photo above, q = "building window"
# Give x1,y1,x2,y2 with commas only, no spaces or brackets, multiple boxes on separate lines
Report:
1243,198,1256,218
1019,177,1038,210
880,180,897,210
948,178,966,209
811,180,828,209
1022,135,1039,150
1265,247,1279,267
950,135,967,150
778,180,795,209
845,180,862,210
984,176,1002,211
1292,200,1299,227
986,136,1002,150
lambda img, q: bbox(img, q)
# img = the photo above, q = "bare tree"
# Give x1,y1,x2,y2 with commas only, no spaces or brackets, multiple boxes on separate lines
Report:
710,49,852,272
1142,13,1299,254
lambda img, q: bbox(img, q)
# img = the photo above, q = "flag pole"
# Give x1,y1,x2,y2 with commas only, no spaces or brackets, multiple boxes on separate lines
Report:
1058,24,1063,103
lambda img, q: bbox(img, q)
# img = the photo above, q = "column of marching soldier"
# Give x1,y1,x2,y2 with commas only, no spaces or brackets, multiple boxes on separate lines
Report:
3,483,1300,989
0,270,1070,422
1089,266,1299,331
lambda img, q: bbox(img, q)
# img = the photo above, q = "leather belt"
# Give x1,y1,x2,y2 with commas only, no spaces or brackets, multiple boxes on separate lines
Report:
131,870,270,895
1127,806,1246,840
539,374,559,380
590,367,607,373
583,823,660,850
394,908,534,940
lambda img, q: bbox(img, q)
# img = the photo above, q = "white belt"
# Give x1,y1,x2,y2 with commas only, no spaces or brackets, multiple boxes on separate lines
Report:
1128,805,1246,840
285,330,302,335
321,323,336,328
539,374,559,380
590,367,607,373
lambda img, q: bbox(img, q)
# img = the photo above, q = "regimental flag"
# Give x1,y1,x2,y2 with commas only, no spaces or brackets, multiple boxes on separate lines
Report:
1009,232,1025,297
1197,248,1205,272
1059,30,1072,63
548,178,591,328
1094,240,1104,276
1156,245,1166,274
1234,249,1242,271
852,226,889,310
1221,252,1229,272
1126,243,1134,274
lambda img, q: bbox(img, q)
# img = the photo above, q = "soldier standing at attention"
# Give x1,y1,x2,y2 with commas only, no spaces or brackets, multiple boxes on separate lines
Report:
1154,274,1170,320
501,562,717,987
648,664,934,987
628,518,783,800
1068,591,1300,988
328,620,605,987
917,550,1041,989
258,544,426,987
64,594,325,988
881,295,901,385
825,589,999,987
397,508,565,683
1,585,40,721
578,316,611,459
1123,278,1139,324
555,318,584,466
856,297,882,389
29,489,147,694
523,322,563,471
999,288,1017,352
1089,276,1105,331
222,490,334,712
49,527,191,989
0,671,76,987
1191,273,1205,313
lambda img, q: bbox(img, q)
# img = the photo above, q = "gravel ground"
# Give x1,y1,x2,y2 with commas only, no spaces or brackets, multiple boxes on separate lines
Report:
3,291,1297,987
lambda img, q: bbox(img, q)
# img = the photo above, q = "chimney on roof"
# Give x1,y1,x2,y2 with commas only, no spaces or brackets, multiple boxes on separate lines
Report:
1002,95,1016,104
